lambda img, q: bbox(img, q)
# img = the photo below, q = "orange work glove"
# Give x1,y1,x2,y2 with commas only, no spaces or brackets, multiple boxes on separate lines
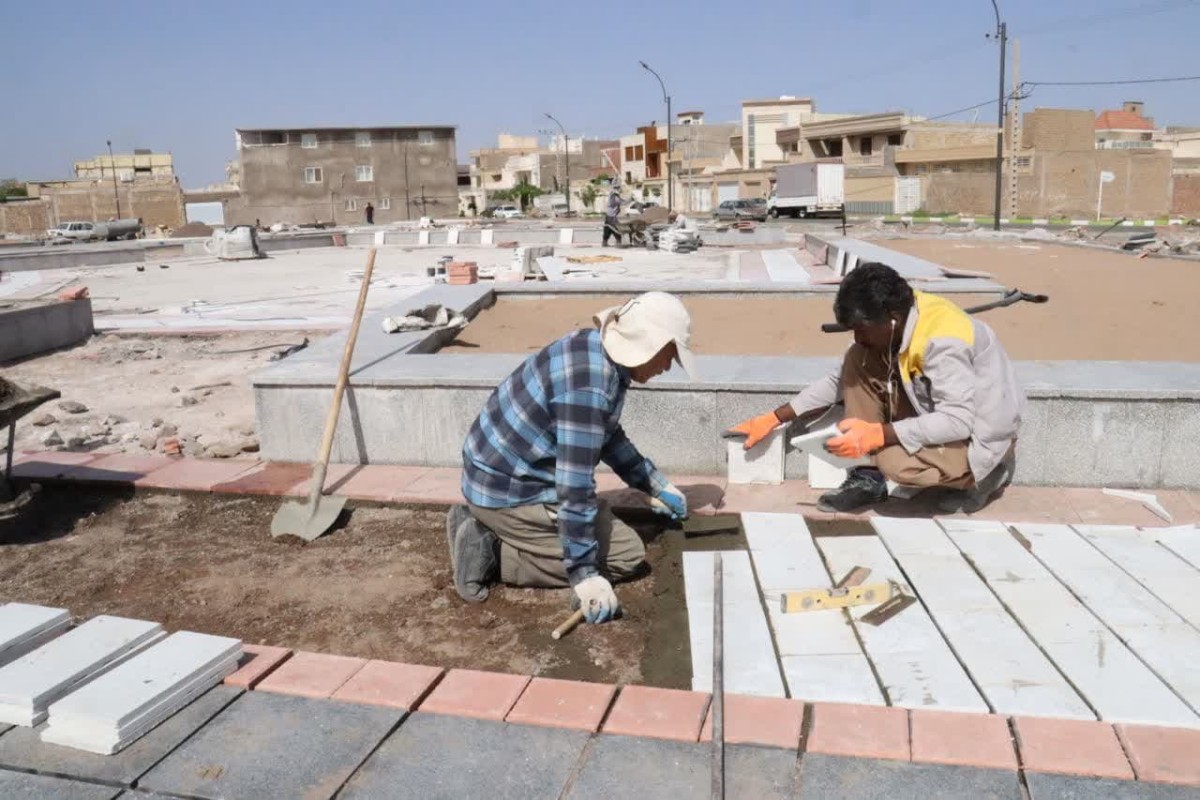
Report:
726,411,780,451
826,418,885,459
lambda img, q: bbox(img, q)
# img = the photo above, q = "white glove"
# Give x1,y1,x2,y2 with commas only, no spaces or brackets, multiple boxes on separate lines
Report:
573,575,619,624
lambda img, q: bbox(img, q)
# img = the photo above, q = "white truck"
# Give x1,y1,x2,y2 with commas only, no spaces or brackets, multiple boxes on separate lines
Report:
46,219,142,244
768,162,845,219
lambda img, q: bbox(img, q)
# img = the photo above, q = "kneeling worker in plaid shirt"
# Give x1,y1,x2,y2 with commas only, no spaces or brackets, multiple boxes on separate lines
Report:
449,292,696,624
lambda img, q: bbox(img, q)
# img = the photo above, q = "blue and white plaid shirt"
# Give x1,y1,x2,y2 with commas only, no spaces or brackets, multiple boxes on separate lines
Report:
462,328,668,584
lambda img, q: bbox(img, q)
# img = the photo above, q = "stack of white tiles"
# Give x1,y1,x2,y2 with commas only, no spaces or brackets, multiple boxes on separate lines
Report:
0,615,165,726
42,631,241,755
0,603,71,667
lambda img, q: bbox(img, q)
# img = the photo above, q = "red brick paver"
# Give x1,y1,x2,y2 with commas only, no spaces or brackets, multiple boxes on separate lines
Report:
328,465,432,501
602,685,711,742
254,651,367,699
1116,723,1200,786
12,451,99,480
700,694,805,749
807,703,910,761
331,660,443,710
1013,717,1133,780
213,460,356,497
417,669,531,721
75,453,174,483
224,645,293,690
134,457,260,492
910,709,1017,770
505,677,617,732
395,469,464,503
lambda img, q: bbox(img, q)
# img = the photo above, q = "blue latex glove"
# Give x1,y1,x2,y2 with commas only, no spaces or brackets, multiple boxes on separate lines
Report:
652,482,688,521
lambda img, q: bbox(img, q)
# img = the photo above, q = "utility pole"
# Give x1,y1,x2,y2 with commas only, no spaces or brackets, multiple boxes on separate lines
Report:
1008,39,1021,219
403,142,412,221
989,1,1007,231
639,60,672,211
105,139,122,219
545,113,570,215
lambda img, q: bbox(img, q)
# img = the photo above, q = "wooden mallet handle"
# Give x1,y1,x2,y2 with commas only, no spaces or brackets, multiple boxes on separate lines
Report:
551,609,586,640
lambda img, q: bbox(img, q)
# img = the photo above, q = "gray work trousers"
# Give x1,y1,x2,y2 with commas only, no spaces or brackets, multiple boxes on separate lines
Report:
467,500,646,588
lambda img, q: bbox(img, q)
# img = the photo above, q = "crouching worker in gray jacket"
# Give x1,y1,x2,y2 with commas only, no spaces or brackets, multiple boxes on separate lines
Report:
728,262,1024,514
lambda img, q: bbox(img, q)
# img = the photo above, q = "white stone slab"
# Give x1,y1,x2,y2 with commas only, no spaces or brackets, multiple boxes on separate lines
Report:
373,230,386,246
817,535,986,712
807,454,846,490
558,228,573,245
726,429,784,485
873,519,1093,719
535,256,566,281
446,227,460,245
684,551,784,697
0,604,71,668
480,229,494,245
1155,525,1200,571
761,249,811,283
43,631,241,755
944,520,1198,727
417,230,430,245
742,512,882,704
0,616,164,726
1015,523,1200,713
1075,525,1200,630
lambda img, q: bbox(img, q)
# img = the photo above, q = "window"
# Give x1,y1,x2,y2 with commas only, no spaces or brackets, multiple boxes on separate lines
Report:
355,131,371,147
303,167,323,184
635,145,644,160
355,165,374,182
380,198,391,210
625,146,634,160
887,133,904,147
859,137,873,157
1015,156,1032,169
301,133,318,149
418,130,434,146
345,199,358,212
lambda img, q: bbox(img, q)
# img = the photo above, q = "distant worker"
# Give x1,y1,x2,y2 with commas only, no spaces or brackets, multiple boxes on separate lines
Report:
728,263,1023,514
365,202,375,225
448,292,696,624
602,185,623,247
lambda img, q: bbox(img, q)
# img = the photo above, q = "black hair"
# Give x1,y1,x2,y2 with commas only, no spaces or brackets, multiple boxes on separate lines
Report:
833,262,914,328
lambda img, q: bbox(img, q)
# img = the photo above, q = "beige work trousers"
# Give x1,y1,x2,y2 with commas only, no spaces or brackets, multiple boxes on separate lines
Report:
841,343,975,490
467,500,646,588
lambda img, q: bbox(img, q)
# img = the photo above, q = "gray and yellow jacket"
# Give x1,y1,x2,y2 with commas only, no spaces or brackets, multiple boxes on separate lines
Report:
790,291,1024,482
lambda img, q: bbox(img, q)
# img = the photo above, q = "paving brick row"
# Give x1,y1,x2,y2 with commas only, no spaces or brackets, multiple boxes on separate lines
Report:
1116,723,1200,786
224,644,294,689
254,651,368,699
600,684,711,742
331,660,444,710
505,677,618,732
417,668,531,721
1013,716,1135,781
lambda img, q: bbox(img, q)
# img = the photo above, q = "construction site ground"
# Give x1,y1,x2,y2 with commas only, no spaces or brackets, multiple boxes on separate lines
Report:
0,485,714,689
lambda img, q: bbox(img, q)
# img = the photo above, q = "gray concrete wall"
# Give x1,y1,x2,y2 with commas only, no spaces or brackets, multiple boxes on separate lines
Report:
0,299,94,362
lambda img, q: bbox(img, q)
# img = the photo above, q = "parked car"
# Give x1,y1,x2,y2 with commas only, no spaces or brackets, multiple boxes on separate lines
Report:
627,201,659,215
713,199,768,222
490,205,524,219
45,221,97,244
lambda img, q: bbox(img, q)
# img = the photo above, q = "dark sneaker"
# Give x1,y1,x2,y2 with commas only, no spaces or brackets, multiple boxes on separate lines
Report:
817,469,889,513
938,450,1016,514
446,505,498,603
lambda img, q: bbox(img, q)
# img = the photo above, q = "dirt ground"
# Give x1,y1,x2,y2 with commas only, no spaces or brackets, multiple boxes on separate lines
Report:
0,487,733,688
445,240,1200,362
2,331,327,456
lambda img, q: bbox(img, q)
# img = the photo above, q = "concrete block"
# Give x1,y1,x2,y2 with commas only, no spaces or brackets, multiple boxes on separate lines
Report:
558,228,573,244
140,691,402,800
1040,399,1167,487
1025,771,1197,799
797,754,1023,800
1012,399,1051,485
618,390,719,474
726,428,784,485
1159,401,1200,488
0,299,94,362
566,735,797,800
0,770,121,799
339,713,587,799
0,685,240,787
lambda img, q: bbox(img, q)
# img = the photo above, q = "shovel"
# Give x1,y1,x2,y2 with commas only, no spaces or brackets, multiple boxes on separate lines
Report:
271,248,377,541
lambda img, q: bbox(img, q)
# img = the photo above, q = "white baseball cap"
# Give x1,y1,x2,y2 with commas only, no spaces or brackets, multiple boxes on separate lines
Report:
594,292,698,379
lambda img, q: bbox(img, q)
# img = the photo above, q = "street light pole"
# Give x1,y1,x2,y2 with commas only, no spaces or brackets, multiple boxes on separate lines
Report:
545,113,570,215
105,139,122,219
990,1,1006,231
639,60,672,211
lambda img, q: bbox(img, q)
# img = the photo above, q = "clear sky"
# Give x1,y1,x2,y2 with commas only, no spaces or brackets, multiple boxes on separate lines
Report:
2,0,1197,186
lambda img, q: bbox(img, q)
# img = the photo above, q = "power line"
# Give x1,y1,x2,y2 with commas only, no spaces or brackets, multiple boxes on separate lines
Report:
1022,0,1199,38
1023,75,1200,87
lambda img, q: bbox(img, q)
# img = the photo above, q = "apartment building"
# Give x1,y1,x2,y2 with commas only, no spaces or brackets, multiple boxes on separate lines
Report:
224,125,457,226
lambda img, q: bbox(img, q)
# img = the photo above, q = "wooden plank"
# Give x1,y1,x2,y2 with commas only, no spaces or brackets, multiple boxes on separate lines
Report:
816,534,986,712
1155,525,1200,571
683,551,785,698
872,518,1093,720
1075,525,1200,630
943,519,1198,727
741,512,883,705
1014,523,1200,715
0,604,71,668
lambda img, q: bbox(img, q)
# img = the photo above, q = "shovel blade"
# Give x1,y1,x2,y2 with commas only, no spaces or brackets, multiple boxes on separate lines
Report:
271,496,347,541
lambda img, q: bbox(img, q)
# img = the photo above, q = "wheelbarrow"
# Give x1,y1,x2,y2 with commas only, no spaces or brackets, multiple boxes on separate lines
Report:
0,378,61,514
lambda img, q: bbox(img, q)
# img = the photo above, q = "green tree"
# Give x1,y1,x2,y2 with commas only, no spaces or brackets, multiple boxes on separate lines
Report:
491,181,545,211
579,182,598,211
0,179,27,201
